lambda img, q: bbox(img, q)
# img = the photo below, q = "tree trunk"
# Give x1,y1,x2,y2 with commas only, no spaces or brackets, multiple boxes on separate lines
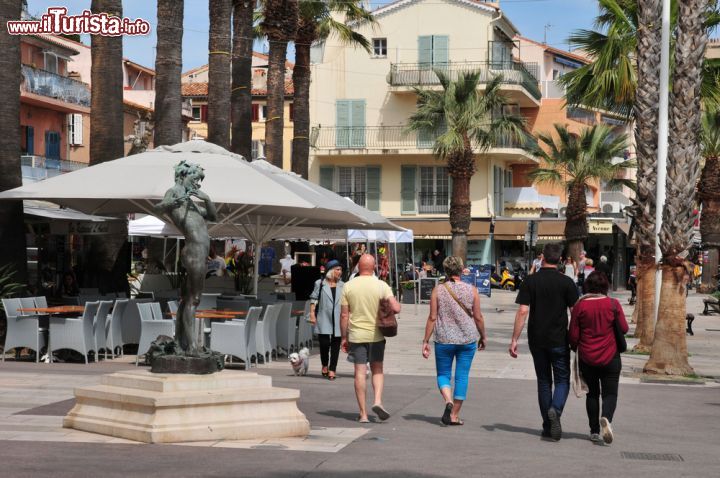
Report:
700,248,718,293
230,0,254,159
265,39,290,168
448,148,473,263
698,155,720,292
0,0,27,285
291,34,313,179
566,241,584,267
89,0,128,293
633,257,656,352
154,0,184,147
564,182,588,264
207,0,232,149
644,265,693,375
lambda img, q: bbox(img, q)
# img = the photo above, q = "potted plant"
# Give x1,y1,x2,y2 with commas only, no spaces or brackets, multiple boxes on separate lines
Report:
401,280,416,304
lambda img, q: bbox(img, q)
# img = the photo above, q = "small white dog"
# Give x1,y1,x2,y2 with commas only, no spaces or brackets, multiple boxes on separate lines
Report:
289,347,310,376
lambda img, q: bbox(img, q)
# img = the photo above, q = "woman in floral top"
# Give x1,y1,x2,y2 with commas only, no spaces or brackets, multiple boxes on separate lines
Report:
422,256,487,426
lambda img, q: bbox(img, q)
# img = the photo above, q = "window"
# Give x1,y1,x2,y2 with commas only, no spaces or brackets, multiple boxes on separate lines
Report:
67,114,83,145
251,140,265,160
319,166,380,211
418,35,448,66
335,99,366,148
191,106,201,121
373,38,387,58
289,102,294,121
552,69,562,80
493,165,506,216
338,167,366,206
261,105,268,121
43,52,58,74
419,167,449,214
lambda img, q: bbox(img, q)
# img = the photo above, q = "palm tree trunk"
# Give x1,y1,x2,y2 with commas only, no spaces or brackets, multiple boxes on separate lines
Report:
89,0,128,293
448,148,474,262
564,182,588,264
632,0,662,345
207,0,232,149
646,0,708,376
231,0,254,159
154,0,184,146
291,21,315,179
699,155,720,292
0,0,27,285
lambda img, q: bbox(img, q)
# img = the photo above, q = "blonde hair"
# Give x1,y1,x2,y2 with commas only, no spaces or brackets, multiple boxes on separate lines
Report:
585,258,594,267
443,256,464,277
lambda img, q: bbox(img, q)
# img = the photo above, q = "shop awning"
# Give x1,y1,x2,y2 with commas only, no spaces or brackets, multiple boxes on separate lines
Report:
538,220,565,239
493,220,528,240
24,204,115,222
614,220,631,236
393,220,490,240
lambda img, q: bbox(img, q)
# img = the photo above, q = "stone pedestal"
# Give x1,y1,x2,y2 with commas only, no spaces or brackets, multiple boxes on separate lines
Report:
63,369,310,443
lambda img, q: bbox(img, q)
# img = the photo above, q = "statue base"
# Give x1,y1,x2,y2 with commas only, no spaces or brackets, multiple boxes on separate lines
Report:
63,370,310,443
150,354,222,374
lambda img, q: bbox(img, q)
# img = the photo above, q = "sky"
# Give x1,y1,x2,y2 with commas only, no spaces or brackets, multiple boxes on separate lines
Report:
26,0,600,72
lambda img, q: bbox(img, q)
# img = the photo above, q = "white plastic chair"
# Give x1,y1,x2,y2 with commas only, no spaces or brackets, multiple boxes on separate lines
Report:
2,298,46,363
106,299,128,358
34,296,48,309
244,306,262,368
275,302,293,357
19,297,36,315
49,301,99,364
93,300,114,360
259,304,282,363
198,293,221,310
150,302,164,320
167,300,179,314
136,302,174,365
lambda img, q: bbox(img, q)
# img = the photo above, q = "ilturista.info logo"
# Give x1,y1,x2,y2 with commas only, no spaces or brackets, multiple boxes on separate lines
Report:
7,7,151,36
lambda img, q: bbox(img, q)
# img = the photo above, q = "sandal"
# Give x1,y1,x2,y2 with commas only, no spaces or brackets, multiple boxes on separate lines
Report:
356,416,370,423
441,403,453,426
371,404,390,421
448,419,464,426
321,368,329,377
328,373,336,381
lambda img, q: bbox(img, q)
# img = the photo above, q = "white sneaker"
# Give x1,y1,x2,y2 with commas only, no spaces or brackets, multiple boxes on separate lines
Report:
590,433,603,443
600,417,614,444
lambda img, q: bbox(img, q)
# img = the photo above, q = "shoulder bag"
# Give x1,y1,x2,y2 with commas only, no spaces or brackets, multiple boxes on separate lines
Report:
376,281,398,337
611,298,627,353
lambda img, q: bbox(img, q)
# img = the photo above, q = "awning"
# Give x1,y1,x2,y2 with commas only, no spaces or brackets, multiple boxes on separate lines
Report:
493,220,528,240
614,221,631,236
24,205,115,222
393,220,490,240
538,220,565,239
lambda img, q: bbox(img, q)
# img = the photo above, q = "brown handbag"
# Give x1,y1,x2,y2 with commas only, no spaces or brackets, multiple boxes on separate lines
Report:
376,282,398,337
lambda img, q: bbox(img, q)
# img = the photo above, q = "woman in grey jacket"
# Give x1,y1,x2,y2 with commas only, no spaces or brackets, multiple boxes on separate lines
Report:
309,260,344,380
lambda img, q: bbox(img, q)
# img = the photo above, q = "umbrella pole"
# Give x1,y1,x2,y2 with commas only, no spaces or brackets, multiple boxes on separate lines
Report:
162,238,167,270
393,241,399,300
175,238,180,273
346,230,350,280
411,239,417,316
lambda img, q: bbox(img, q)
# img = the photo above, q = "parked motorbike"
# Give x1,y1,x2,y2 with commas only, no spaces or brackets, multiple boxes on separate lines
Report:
490,268,515,290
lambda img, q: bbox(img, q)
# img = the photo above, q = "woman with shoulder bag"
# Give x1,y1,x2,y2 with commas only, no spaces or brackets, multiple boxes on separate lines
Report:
422,256,487,426
569,271,628,445
309,260,344,380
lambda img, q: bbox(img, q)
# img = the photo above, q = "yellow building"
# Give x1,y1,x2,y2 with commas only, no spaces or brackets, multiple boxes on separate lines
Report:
181,53,295,169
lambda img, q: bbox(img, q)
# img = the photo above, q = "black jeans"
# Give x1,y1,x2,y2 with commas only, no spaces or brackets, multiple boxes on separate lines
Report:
579,354,621,434
530,345,571,433
318,334,341,372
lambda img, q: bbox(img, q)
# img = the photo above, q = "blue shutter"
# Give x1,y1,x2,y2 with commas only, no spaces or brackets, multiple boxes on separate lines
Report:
350,100,366,148
336,100,351,148
432,35,449,66
418,36,433,67
366,166,381,212
401,166,417,214
26,126,34,155
319,166,334,191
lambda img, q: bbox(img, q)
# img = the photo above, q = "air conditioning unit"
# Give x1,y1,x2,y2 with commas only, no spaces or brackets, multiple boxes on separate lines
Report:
602,202,622,214
558,207,567,218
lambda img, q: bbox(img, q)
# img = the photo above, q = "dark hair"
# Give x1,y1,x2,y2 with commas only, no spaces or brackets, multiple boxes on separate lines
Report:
542,243,563,265
583,271,609,295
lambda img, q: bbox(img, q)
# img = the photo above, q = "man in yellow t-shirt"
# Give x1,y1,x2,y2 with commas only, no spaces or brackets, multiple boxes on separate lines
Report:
341,254,401,423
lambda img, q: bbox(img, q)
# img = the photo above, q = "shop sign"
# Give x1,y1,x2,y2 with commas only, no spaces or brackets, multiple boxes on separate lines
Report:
51,221,126,235
588,220,613,234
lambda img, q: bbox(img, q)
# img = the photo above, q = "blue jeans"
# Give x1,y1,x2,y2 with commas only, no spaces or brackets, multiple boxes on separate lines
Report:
434,342,476,401
530,345,571,432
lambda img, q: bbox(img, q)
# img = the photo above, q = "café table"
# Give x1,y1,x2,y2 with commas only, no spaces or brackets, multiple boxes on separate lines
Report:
17,306,85,315
169,310,248,345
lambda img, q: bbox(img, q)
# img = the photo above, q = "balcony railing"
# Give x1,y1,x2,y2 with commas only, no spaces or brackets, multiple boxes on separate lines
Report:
388,61,541,100
336,190,366,207
21,155,87,182
311,125,536,152
21,65,91,108
418,192,449,214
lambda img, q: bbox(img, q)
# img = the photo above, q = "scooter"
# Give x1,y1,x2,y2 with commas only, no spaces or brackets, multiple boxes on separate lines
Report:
490,268,515,290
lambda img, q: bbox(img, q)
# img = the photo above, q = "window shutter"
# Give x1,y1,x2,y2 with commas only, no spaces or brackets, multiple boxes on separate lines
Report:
432,36,449,66
350,100,366,148
26,126,34,155
319,166,334,191
366,166,381,212
418,36,433,66
289,102,294,121
73,114,83,145
336,100,351,148
401,166,417,214
200,105,208,123
252,104,259,122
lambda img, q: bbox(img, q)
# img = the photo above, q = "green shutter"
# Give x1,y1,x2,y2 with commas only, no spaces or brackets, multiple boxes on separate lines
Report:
417,127,434,149
401,166,417,214
350,100,366,148
432,35,449,66
366,166,381,212
336,100,351,148
320,166,334,191
418,36,433,67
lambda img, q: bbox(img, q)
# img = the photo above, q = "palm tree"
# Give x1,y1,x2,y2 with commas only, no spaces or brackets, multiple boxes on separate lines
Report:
231,0,254,159
528,125,633,264
261,0,298,168
89,0,128,293
291,1,374,179
0,0,27,285
407,72,526,261
154,0,184,146
207,0,232,149
646,0,710,376
698,111,720,293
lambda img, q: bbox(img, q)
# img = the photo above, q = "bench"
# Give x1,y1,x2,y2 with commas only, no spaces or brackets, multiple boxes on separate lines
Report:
702,297,720,316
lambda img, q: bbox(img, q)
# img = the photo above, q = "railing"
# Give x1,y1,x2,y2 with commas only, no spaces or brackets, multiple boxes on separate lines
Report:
21,65,91,107
21,155,87,181
388,61,541,100
311,125,537,152
418,192,449,214
336,190,366,207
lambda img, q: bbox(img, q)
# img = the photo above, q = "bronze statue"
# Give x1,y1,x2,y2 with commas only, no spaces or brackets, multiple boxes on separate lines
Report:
155,160,217,356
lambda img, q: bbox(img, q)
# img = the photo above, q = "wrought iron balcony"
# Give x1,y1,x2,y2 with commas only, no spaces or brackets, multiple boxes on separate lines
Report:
418,192,449,214
336,190,366,207
21,155,87,182
21,65,91,108
388,61,541,100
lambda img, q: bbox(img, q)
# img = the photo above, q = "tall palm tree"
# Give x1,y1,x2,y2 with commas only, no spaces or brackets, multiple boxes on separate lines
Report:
528,125,633,263
207,0,232,149
645,0,709,376
291,1,374,179
261,0,298,168
699,110,720,293
407,72,525,261
231,0,254,159
89,0,128,293
154,0,184,146
0,0,27,285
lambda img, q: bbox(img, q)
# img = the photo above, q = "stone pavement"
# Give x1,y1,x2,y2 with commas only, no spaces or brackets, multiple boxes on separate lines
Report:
0,289,718,477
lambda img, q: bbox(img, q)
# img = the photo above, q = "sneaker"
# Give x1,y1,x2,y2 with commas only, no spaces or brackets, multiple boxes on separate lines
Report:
600,417,613,444
541,429,553,440
590,433,603,443
547,407,562,441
